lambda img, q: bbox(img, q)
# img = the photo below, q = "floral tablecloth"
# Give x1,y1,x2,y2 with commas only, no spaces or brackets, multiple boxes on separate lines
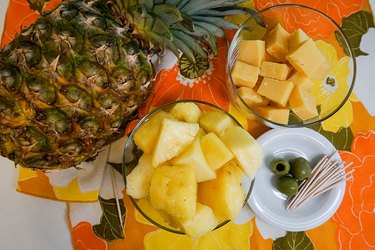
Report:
0,0,375,249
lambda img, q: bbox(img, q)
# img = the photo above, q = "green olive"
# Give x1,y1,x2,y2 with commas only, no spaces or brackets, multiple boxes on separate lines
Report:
271,158,290,176
276,176,298,196
289,157,312,181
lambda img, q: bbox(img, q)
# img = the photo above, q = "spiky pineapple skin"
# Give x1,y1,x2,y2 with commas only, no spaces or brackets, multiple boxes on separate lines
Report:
0,0,154,169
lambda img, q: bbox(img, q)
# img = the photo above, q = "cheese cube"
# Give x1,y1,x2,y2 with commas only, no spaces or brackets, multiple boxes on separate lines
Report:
260,61,291,80
286,39,328,79
289,86,318,120
265,23,290,62
238,40,265,67
237,87,269,106
288,71,313,89
264,51,279,62
289,28,309,50
254,106,290,124
311,61,332,80
231,61,260,88
257,78,294,107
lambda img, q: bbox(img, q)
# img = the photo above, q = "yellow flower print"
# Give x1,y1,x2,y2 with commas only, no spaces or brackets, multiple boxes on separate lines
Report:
310,41,353,133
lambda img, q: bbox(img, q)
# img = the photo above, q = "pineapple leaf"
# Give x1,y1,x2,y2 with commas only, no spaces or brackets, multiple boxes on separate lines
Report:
193,8,245,16
177,0,190,9
180,13,195,32
194,21,225,37
139,0,154,10
155,0,165,3
181,0,246,15
27,0,50,13
153,4,183,26
165,0,181,5
172,30,207,59
173,36,196,63
193,16,239,30
194,25,218,56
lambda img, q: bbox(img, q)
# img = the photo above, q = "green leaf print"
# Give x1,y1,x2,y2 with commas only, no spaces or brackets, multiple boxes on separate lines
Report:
310,123,353,151
336,10,375,57
273,232,314,250
93,196,126,241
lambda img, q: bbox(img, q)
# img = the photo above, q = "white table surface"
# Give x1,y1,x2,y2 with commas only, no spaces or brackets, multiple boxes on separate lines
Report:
0,0,374,249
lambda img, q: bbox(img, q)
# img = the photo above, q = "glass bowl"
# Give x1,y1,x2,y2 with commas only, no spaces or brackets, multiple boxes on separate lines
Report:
122,99,254,234
227,4,356,127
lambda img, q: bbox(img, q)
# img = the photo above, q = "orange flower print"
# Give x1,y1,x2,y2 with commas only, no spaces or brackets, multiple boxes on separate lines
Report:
253,0,366,37
138,37,230,118
72,221,107,250
334,131,375,249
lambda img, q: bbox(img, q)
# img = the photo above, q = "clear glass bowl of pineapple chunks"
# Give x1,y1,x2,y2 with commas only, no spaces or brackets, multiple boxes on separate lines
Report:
123,100,263,239
227,4,356,127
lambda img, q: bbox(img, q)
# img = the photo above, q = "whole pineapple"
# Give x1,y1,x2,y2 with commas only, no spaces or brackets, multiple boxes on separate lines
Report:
0,0,250,169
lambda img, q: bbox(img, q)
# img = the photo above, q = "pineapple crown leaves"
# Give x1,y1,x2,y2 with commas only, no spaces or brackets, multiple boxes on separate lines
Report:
115,0,256,63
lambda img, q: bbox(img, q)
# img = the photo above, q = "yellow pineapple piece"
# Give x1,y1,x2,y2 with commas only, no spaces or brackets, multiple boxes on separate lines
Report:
126,153,155,199
198,161,245,221
199,110,235,136
179,203,218,240
150,165,197,220
257,77,294,107
152,118,199,167
133,110,170,154
201,132,234,171
231,61,260,88
237,87,269,107
289,28,309,50
220,126,263,178
289,86,319,120
260,61,291,80
237,40,265,67
169,102,202,123
171,129,216,182
265,23,290,62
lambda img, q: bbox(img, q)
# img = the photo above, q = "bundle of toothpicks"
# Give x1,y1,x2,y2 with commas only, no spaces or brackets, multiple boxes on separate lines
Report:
287,151,354,211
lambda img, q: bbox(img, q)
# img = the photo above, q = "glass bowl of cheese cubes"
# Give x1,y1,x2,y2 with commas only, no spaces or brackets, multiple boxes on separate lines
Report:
123,100,263,239
227,4,356,127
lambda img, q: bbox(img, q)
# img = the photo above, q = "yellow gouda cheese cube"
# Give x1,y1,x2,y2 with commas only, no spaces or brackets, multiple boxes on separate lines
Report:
311,60,332,80
288,71,313,89
289,86,318,120
260,61,291,80
237,87,269,106
289,28,309,50
238,40,265,67
231,61,260,88
257,78,294,107
265,23,290,62
286,39,327,79
254,106,290,124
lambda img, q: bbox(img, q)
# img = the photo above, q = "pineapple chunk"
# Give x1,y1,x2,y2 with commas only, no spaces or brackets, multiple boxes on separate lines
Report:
198,161,245,221
169,102,202,123
133,110,170,154
231,61,260,88
201,132,234,171
171,130,216,182
150,165,197,220
199,110,235,136
126,153,155,199
179,203,218,240
220,126,263,178
152,118,199,167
